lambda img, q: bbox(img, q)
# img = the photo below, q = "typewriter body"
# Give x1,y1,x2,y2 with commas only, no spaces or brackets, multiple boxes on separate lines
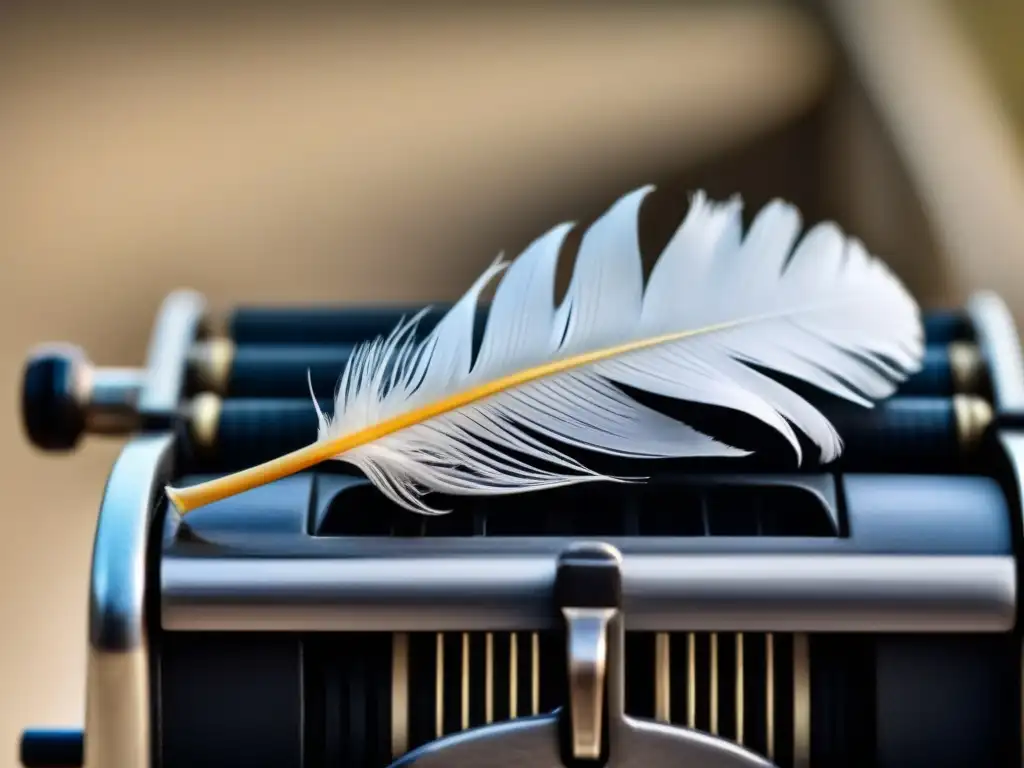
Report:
16,288,1024,768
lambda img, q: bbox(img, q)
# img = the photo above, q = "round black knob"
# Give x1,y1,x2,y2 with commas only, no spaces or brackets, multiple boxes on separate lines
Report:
20,728,83,767
21,344,89,452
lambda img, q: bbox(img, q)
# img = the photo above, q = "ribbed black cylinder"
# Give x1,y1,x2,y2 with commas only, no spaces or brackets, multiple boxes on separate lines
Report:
226,307,973,346
204,396,967,473
218,343,967,400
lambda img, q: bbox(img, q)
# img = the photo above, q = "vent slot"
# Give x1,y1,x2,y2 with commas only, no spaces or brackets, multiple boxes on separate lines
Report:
303,630,830,767
313,475,840,538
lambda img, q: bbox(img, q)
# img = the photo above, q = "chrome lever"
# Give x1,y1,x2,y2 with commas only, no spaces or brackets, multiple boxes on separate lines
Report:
555,542,622,765
563,607,614,760
386,540,778,768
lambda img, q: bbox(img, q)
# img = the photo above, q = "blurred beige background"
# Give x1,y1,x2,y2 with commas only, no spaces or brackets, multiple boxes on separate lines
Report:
1,2,1024,766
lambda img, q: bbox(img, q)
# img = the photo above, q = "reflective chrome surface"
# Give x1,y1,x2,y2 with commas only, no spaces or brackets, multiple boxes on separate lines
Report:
85,433,175,768
995,430,1024,768
564,608,614,760
82,290,200,768
137,289,207,417
85,367,147,434
387,714,777,768
162,552,1016,633
968,290,1024,417
388,542,776,767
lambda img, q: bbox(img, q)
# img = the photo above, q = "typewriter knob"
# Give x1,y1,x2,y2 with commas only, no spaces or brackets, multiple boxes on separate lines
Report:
21,344,144,451
19,728,83,767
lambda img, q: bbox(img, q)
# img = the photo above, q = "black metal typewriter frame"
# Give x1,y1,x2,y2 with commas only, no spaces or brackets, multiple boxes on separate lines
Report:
63,289,1024,768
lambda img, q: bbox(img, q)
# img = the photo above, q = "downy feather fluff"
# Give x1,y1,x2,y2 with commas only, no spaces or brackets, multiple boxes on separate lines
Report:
301,185,924,514
164,185,924,515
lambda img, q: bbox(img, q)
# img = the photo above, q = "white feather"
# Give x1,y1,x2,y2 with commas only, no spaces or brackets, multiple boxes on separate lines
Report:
313,185,924,514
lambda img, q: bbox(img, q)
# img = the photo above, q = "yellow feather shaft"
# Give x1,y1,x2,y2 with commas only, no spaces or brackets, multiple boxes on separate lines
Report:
166,322,730,513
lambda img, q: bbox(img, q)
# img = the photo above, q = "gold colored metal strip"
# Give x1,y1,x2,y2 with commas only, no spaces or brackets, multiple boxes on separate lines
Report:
510,633,519,719
485,633,494,724
435,633,445,739
391,633,409,759
461,633,470,731
531,632,540,715
187,338,235,395
735,632,744,745
655,632,671,722
793,633,811,768
189,392,222,451
766,633,775,762
953,394,993,453
710,633,719,735
949,341,983,393
686,632,696,728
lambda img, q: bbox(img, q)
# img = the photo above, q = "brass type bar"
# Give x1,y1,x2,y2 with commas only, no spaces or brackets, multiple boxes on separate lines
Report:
793,633,811,768
736,633,745,745
435,633,445,739
655,632,671,722
391,633,409,758
461,633,470,731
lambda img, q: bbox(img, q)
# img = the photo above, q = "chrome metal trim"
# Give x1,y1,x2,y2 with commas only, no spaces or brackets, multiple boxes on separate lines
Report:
389,546,776,767
162,553,1016,633
792,633,810,768
138,290,207,417
85,433,175,768
391,632,409,759
564,607,615,760
967,291,1024,417
995,430,1024,768
83,367,147,435
31,290,205,446
385,706,776,767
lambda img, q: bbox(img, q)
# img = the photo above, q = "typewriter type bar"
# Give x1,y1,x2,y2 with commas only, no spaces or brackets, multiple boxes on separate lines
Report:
188,340,989,399
220,306,976,346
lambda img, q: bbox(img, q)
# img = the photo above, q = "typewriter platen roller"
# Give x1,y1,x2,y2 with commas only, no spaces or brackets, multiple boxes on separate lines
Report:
16,290,1024,768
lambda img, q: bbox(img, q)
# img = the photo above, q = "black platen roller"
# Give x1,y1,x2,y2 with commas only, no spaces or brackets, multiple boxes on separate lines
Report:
226,307,974,346
192,395,982,474
205,342,979,399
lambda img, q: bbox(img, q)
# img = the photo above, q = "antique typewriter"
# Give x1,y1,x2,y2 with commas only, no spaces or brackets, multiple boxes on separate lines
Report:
16,288,1024,768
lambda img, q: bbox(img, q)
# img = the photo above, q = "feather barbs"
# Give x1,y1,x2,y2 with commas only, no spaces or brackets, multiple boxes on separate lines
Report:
165,185,923,515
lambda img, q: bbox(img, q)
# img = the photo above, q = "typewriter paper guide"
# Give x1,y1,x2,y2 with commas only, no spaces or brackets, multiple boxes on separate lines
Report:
387,713,774,768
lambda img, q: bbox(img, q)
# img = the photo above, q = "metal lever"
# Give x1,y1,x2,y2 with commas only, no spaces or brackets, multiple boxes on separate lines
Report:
385,540,777,768
555,542,622,766
563,607,613,760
